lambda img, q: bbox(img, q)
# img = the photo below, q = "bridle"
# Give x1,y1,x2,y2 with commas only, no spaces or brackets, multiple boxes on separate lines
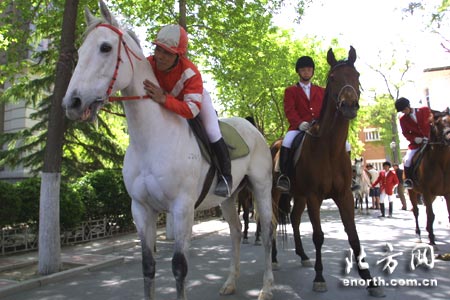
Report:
95,23,151,102
327,62,360,110
429,114,450,146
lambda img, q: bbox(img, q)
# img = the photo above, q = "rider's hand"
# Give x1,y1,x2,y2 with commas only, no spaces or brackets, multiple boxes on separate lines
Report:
299,121,310,131
143,79,166,104
414,137,424,144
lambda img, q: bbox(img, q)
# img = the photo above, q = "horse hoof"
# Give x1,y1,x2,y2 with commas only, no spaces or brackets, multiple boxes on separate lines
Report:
272,262,280,271
301,259,313,268
254,240,262,246
219,284,236,295
368,286,386,298
242,238,249,244
313,281,327,292
258,291,273,300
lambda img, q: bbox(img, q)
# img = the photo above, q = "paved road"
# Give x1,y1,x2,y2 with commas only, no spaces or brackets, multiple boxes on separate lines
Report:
1,198,449,300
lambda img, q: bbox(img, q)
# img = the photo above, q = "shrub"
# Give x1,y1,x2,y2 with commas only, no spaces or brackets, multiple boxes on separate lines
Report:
60,182,85,230
0,181,21,228
74,169,132,228
15,177,85,230
15,177,40,224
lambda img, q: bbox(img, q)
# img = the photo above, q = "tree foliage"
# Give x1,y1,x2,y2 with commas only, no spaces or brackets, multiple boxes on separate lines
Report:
1,0,345,177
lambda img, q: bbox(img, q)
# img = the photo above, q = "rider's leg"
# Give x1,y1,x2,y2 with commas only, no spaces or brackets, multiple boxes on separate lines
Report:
200,89,232,197
403,149,418,189
276,130,299,192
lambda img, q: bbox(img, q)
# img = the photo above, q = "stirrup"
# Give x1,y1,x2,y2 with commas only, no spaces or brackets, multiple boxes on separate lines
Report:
403,179,413,189
276,175,291,193
215,175,231,197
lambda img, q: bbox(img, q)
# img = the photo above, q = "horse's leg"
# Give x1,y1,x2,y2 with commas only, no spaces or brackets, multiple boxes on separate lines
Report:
335,192,385,297
255,220,262,245
290,197,310,264
305,197,327,292
131,201,158,300
252,183,274,300
171,205,195,300
242,195,250,244
423,193,436,245
219,194,242,295
446,194,450,225
365,193,369,211
408,190,422,242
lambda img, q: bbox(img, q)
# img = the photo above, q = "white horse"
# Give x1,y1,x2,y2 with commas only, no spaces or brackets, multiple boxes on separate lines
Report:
353,158,371,213
62,2,274,300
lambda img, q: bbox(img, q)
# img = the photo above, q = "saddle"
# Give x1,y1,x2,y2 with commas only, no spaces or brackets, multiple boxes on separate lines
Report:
274,131,306,174
188,117,250,207
410,142,428,183
188,117,250,163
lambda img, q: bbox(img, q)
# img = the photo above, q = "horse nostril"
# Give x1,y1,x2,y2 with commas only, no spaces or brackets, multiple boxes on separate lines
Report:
71,97,82,109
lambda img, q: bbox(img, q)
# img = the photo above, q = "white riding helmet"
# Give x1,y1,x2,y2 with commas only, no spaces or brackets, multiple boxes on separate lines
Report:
152,24,188,55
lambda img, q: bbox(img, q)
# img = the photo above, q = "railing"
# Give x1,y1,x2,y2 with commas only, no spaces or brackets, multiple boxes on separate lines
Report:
1,207,220,256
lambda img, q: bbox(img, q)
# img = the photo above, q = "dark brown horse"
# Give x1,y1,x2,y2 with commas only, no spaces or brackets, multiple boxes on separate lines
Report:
237,186,261,244
407,108,450,245
273,47,383,297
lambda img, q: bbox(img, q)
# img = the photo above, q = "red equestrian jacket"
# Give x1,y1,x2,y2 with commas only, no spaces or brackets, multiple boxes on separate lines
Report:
372,169,399,196
399,107,432,150
147,55,203,119
284,83,325,131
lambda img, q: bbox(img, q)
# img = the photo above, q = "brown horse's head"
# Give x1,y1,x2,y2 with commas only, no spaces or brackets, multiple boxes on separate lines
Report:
431,108,450,146
326,46,360,120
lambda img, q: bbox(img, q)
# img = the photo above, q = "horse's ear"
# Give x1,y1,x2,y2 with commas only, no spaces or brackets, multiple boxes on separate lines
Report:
84,6,97,26
327,48,337,67
348,46,357,65
99,0,119,26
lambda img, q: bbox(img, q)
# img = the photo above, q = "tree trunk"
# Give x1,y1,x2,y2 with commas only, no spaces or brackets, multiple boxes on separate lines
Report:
178,0,187,29
38,0,79,275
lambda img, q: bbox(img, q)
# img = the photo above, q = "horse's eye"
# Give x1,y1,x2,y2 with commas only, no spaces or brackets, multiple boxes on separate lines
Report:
100,43,112,53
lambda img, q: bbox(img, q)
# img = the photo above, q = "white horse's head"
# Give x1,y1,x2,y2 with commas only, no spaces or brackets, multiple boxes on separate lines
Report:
63,1,141,122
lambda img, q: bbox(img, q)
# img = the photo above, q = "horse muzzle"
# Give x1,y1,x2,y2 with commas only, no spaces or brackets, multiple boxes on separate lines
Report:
63,91,105,122
339,100,359,120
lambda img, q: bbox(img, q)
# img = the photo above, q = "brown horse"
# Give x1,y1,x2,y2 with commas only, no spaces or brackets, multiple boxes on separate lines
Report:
407,108,450,245
237,186,261,244
272,47,383,297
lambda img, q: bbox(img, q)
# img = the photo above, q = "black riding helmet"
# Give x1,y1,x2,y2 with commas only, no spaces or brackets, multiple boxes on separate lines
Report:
395,97,410,112
296,56,315,72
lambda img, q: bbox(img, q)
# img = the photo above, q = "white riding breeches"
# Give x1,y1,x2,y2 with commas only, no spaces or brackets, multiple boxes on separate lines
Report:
380,192,394,205
200,89,222,143
282,130,301,148
403,148,419,167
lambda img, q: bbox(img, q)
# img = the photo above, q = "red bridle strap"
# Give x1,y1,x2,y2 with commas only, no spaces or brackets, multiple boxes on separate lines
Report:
95,24,151,102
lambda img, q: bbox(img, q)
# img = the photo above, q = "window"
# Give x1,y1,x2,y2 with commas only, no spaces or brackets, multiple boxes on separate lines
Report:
364,128,381,142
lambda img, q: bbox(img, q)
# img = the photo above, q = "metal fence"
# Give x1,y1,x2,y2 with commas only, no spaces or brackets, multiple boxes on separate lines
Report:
1,207,220,256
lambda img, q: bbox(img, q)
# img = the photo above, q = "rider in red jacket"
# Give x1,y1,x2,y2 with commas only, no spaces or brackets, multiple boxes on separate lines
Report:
395,97,432,189
372,161,399,218
143,25,232,197
276,56,325,192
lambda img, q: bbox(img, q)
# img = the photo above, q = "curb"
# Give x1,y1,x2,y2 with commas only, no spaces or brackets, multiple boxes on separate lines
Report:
0,256,124,299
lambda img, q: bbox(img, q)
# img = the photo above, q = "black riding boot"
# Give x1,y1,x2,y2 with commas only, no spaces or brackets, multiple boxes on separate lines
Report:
378,203,385,218
276,146,291,192
403,167,413,189
212,138,232,197
388,202,393,218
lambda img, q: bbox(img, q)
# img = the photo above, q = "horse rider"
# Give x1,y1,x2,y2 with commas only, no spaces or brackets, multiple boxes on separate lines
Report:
276,56,325,192
371,161,399,218
143,24,232,197
395,97,432,189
